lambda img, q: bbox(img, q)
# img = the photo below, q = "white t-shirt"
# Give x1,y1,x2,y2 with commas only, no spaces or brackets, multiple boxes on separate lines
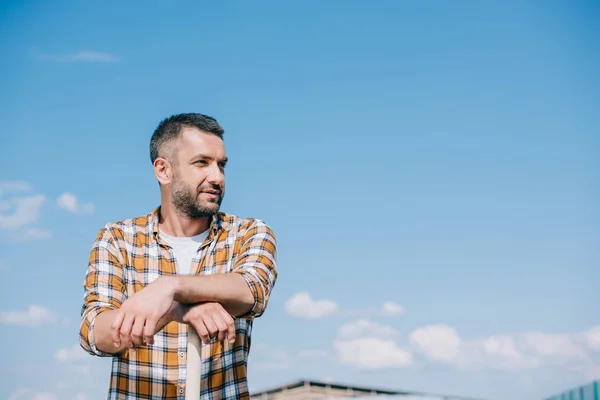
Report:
160,229,209,275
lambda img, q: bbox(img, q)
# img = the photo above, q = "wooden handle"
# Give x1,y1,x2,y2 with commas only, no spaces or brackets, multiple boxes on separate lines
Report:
185,327,202,399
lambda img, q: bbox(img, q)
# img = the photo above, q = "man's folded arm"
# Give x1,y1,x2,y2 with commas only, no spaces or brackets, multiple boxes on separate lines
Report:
79,224,128,356
172,219,278,318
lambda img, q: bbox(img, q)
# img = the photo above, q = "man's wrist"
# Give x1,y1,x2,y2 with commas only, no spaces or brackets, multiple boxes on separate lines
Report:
162,275,182,301
169,275,201,304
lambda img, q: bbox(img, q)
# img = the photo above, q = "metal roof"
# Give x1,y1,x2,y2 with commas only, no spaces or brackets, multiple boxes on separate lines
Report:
250,379,485,400
250,379,404,397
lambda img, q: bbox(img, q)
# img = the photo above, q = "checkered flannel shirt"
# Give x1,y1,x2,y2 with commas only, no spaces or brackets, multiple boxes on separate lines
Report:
79,207,277,399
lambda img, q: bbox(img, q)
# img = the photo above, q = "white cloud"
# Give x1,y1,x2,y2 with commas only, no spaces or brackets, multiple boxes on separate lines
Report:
474,335,540,370
56,193,77,213
520,332,586,359
334,319,411,370
0,193,45,229
409,324,600,373
8,389,29,400
483,335,524,359
584,326,600,351
337,319,396,340
56,343,88,362
57,192,94,215
342,302,404,319
32,49,120,63
0,181,32,195
0,305,59,326
334,337,412,369
73,394,89,400
0,181,50,239
285,292,338,319
55,343,92,379
409,324,462,363
380,301,404,317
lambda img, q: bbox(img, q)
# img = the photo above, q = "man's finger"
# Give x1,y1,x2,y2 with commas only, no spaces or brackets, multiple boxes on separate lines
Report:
120,314,135,349
143,318,157,345
201,312,218,340
111,310,126,347
211,313,228,342
131,317,145,347
193,320,211,345
219,309,236,344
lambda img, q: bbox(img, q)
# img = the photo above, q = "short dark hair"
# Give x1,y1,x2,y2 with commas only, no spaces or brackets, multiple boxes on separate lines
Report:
150,113,224,164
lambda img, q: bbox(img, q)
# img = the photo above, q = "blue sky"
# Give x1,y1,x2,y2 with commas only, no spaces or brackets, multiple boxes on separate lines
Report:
1,1,599,399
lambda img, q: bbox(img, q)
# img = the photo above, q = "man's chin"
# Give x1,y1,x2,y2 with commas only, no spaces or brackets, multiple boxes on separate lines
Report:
198,201,221,214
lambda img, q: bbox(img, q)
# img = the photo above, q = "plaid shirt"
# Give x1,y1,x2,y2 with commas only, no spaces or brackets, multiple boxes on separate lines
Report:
79,207,277,399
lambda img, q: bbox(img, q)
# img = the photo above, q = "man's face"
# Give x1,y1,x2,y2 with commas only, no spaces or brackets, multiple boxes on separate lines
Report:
168,127,227,219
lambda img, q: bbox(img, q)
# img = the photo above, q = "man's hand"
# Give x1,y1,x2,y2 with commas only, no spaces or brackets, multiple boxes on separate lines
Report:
111,276,178,348
175,302,236,345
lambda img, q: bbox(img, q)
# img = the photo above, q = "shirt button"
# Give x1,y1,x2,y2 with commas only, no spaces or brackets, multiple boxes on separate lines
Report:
179,352,184,357
179,388,184,394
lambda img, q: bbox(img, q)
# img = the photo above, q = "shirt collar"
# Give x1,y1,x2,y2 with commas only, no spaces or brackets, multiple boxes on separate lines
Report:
150,206,221,242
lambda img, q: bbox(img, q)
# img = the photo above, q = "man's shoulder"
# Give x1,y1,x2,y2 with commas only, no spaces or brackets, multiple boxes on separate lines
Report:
216,212,275,237
99,209,157,239
217,212,270,230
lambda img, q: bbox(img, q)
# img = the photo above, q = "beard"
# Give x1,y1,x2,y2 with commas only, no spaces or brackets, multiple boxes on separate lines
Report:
171,178,223,219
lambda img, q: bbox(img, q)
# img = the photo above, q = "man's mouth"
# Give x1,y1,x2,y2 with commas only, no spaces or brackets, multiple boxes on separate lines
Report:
201,189,220,198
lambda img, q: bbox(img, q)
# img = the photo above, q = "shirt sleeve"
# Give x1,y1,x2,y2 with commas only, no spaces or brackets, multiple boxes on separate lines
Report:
79,224,127,357
231,219,278,319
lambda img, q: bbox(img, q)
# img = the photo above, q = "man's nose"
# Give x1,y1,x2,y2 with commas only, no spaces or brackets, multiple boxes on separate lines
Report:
206,163,224,185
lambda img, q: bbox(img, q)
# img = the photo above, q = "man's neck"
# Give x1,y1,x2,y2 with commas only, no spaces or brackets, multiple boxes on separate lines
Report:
158,203,211,237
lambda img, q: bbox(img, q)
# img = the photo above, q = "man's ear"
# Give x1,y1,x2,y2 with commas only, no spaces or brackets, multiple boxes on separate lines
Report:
154,158,172,185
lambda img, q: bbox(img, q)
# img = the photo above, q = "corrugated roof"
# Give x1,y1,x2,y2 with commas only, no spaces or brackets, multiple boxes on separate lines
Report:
249,379,485,400
250,379,403,397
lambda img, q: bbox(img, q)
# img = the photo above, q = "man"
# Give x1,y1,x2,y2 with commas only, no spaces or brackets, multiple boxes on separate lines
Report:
79,113,278,399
